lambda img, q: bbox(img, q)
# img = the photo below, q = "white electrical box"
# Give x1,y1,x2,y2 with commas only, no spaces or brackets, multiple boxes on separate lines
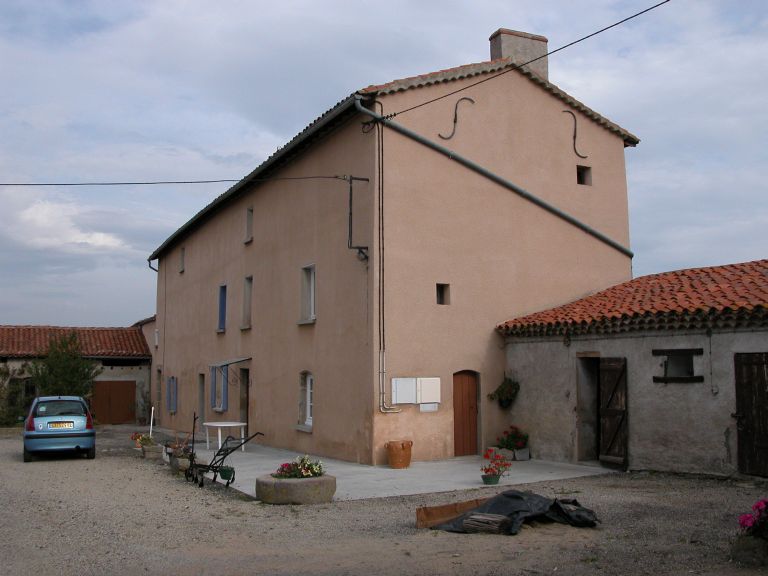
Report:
391,377,441,405
417,377,441,403
392,378,417,404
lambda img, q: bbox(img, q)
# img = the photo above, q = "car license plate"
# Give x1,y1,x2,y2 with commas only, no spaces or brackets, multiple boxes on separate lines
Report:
48,422,74,429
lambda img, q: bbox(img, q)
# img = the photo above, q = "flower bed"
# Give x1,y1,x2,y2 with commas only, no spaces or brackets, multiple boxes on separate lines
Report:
256,455,336,504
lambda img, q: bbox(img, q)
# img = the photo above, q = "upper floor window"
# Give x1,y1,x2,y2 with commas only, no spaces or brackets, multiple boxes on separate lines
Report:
436,283,451,305
577,165,592,186
245,207,254,244
217,285,227,332
241,275,253,330
300,265,316,323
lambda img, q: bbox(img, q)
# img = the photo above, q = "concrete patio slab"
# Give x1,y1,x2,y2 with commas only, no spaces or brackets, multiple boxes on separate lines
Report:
185,441,611,501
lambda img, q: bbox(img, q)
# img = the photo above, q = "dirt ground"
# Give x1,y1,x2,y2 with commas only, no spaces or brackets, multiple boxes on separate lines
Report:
0,425,766,576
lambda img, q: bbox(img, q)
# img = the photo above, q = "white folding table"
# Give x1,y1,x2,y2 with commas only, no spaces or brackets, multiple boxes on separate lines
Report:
202,421,248,452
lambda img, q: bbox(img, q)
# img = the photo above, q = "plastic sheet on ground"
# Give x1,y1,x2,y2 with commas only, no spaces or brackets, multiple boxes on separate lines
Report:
433,489,599,535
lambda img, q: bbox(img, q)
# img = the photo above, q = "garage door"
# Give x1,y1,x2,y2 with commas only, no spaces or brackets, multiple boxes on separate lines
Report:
92,380,136,424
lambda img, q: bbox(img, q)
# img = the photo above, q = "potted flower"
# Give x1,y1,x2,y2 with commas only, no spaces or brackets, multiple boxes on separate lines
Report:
481,448,512,485
487,377,520,409
255,455,336,504
732,498,768,565
495,424,530,461
131,432,163,460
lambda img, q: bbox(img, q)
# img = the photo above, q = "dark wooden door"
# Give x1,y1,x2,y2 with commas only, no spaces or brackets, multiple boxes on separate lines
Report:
453,371,478,456
735,353,768,477
92,380,136,424
599,358,628,468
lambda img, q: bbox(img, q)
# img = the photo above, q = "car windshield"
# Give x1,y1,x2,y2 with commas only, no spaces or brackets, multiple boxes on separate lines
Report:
34,400,86,417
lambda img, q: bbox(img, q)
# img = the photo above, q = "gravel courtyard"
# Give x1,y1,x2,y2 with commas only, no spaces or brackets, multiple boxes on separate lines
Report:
0,426,765,576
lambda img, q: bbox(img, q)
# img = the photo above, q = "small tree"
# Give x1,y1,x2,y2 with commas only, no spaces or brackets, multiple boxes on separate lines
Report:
0,363,29,425
28,332,102,398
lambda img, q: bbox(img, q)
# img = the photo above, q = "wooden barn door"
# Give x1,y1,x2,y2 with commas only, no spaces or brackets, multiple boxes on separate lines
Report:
453,371,478,456
92,380,136,424
735,353,768,477
599,358,628,468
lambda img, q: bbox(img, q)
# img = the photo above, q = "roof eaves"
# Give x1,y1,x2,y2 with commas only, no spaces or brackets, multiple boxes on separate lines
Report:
148,94,358,261
364,58,639,147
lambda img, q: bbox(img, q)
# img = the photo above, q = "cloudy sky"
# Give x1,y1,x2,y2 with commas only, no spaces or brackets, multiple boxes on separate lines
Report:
1,0,765,327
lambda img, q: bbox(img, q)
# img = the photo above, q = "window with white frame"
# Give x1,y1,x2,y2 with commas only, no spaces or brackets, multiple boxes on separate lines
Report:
299,371,314,427
300,265,316,323
241,275,253,329
244,207,254,244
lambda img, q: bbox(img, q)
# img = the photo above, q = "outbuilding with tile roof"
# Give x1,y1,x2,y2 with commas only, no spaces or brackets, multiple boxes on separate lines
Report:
496,259,768,477
0,325,152,425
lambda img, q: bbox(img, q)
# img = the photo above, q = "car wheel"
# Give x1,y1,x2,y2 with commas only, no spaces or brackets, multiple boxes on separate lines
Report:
23,449,32,463
86,447,96,459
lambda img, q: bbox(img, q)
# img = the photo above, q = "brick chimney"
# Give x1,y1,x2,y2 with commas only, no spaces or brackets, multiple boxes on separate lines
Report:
489,28,549,80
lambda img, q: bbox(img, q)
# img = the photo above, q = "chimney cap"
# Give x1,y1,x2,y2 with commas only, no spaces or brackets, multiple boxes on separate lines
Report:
489,28,548,44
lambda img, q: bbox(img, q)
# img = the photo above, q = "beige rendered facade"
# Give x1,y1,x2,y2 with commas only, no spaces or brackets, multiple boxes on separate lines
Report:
149,29,638,464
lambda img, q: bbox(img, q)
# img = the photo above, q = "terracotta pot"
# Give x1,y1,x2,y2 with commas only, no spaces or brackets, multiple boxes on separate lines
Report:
385,440,413,469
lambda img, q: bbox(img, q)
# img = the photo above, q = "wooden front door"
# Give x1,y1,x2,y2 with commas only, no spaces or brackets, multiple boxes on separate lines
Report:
599,358,628,468
453,371,478,456
735,353,768,477
92,380,136,424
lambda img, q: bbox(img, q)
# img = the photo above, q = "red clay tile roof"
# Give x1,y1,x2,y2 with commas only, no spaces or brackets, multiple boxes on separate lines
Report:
0,326,151,359
497,259,768,337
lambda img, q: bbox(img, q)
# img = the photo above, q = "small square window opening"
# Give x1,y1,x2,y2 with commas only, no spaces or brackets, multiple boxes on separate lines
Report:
577,165,592,186
436,283,451,305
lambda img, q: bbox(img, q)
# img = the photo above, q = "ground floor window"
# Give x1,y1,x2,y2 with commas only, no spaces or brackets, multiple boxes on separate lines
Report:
299,371,313,427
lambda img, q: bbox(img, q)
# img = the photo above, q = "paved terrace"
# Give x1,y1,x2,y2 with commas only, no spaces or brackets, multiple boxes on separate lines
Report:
178,439,611,501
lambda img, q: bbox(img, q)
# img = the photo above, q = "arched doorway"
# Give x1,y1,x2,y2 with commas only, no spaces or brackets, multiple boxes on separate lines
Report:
453,371,479,456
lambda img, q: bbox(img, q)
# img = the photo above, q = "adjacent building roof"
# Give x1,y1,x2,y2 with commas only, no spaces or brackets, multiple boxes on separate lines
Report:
149,55,637,262
0,326,151,359
497,259,768,338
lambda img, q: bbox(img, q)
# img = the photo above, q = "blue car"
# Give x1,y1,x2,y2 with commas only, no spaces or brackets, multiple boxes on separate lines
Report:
23,396,96,462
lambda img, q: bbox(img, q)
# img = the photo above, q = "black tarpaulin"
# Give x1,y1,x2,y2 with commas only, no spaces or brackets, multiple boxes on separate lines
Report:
433,490,599,535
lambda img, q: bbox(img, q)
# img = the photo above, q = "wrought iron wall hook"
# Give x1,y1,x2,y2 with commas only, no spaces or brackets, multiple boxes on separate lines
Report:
439,97,475,140
562,110,588,159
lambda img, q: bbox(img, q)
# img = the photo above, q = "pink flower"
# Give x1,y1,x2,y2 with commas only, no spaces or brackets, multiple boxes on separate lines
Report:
753,500,767,512
740,514,756,529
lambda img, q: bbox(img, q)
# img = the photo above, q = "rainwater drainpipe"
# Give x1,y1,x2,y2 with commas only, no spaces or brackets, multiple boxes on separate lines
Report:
352,94,634,259
148,260,158,272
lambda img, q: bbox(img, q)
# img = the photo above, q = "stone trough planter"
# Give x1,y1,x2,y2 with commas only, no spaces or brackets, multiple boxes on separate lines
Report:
255,474,336,505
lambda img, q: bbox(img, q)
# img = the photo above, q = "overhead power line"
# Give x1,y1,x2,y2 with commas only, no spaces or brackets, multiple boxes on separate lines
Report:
0,175,346,187
385,0,672,119
0,1,671,188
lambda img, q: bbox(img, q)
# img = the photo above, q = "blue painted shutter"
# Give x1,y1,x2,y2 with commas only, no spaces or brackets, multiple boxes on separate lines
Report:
210,367,217,408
